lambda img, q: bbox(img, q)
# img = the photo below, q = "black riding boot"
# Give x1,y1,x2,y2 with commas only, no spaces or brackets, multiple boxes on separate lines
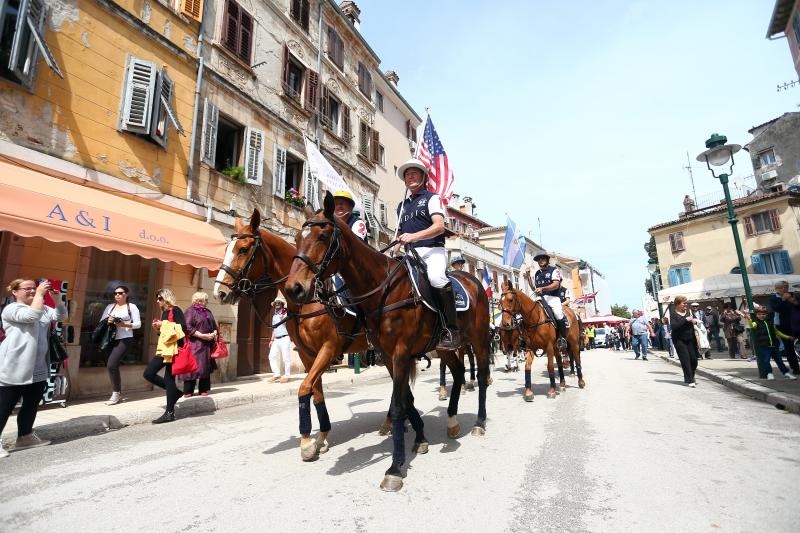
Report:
556,318,568,350
435,284,461,350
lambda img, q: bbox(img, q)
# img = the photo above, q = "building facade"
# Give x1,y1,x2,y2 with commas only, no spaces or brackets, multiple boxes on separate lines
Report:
745,112,800,191
767,0,800,77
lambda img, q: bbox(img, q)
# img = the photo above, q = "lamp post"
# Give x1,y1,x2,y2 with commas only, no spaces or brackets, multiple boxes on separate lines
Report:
647,259,663,319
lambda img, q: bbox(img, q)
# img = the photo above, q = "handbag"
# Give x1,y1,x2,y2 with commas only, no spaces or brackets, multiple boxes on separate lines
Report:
211,334,229,359
91,320,116,351
171,342,198,375
48,328,68,364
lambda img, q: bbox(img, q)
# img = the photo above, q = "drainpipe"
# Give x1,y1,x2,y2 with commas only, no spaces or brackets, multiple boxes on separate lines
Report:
186,1,208,201
314,1,324,149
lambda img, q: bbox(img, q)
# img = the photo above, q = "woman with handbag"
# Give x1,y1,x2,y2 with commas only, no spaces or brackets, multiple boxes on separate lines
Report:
670,295,701,387
144,288,186,424
100,285,141,405
179,292,217,397
0,278,68,457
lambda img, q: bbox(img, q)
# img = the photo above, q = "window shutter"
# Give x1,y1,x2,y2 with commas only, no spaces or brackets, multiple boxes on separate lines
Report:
149,71,185,148
320,87,330,127
668,269,679,287
680,267,691,283
239,11,253,62
341,104,351,142
406,119,411,140
778,250,793,274
668,233,676,252
290,0,301,20
11,0,63,82
223,1,240,55
301,0,310,30
244,127,264,185
303,164,318,209
120,57,157,134
370,129,380,163
359,122,369,157
743,216,754,236
751,254,765,274
304,69,319,111
181,0,203,21
676,232,684,250
281,44,289,91
378,202,387,226
273,144,287,197
768,209,781,231
200,98,218,166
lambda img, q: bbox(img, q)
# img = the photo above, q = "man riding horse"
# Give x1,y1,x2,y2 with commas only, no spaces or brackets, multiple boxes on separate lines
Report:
333,190,368,243
530,252,568,349
392,158,460,350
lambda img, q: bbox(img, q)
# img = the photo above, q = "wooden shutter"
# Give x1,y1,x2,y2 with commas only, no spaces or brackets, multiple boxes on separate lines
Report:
149,71,170,147
11,0,63,83
303,165,318,209
181,0,203,21
768,209,781,231
223,1,240,55
680,267,691,283
370,129,380,162
120,57,157,134
359,122,369,157
751,254,765,274
668,233,676,252
239,11,253,62
341,104,351,143
778,250,793,274
304,69,319,111
273,144,287,197
743,216,754,236
281,44,289,91
244,127,264,185
320,87,330,127
201,99,218,166
676,232,684,250
301,0,310,31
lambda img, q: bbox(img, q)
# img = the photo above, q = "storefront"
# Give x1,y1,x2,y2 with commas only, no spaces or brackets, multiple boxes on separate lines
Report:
0,159,237,399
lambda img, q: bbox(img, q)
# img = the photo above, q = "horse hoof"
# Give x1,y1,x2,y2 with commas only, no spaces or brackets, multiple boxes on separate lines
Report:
579,380,586,389
547,390,557,399
412,441,429,454
318,440,330,454
465,381,475,391
438,391,447,401
560,383,567,391
300,443,320,462
378,424,392,436
471,426,485,437
569,370,576,376
380,474,404,492
447,425,460,439
523,394,534,403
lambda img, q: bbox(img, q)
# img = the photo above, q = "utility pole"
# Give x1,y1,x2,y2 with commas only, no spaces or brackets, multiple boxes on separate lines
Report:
685,152,697,207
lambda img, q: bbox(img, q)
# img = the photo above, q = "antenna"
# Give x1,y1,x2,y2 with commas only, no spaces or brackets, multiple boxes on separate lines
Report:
685,152,697,205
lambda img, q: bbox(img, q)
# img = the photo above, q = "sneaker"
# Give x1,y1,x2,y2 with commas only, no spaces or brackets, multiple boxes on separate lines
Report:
766,373,775,380
279,377,290,383
13,432,51,451
688,383,696,388
642,357,648,361
784,373,797,380
634,353,640,360
152,410,175,424
106,392,121,405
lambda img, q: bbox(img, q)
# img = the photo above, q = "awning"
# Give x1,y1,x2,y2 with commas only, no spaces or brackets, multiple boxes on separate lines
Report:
0,160,227,269
657,273,800,303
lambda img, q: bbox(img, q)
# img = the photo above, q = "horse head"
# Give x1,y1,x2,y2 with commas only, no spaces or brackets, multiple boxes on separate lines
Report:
286,191,343,304
214,208,278,305
498,280,521,352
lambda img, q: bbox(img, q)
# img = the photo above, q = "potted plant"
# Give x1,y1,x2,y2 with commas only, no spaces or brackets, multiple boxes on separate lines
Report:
221,161,246,184
285,188,306,208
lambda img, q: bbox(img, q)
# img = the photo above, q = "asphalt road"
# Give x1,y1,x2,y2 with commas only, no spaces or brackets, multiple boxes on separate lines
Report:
1,349,798,532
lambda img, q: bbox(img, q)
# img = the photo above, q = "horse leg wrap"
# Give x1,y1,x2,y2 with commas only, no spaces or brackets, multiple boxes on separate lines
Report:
298,393,313,436
548,371,557,389
314,400,332,433
576,365,583,379
524,370,532,390
406,404,425,438
391,418,406,466
557,364,565,382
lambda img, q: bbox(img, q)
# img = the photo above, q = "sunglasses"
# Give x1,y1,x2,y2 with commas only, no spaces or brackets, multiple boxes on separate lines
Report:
114,292,126,295
156,296,164,301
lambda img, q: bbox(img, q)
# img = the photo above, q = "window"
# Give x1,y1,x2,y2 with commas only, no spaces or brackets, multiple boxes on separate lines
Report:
359,120,369,158
752,250,793,275
378,201,387,226
357,61,372,100
668,231,685,253
273,147,304,200
180,0,203,22
405,119,417,142
326,26,343,70
743,209,780,236
284,152,304,199
289,0,310,32
200,99,263,184
281,44,318,112
378,144,385,167
0,0,62,88
376,90,384,112
119,57,184,148
667,266,691,287
758,149,776,168
222,0,253,63
321,86,350,142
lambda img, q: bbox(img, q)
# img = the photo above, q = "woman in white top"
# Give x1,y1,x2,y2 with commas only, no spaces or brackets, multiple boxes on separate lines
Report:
100,285,141,405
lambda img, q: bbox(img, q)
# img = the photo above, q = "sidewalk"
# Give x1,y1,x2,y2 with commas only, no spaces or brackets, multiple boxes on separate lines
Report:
1,365,390,447
653,348,800,414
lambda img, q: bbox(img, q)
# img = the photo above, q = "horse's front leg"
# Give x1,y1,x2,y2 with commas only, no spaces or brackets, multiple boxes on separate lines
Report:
523,348,534,402
298,347,333,461
380,364,411,492
546,342,558,399
555,343,567,391
442,350,464,438
471,347,490,436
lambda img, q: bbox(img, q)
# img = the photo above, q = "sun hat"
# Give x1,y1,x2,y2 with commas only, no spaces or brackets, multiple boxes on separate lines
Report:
333,190,355,207
396,158,428,180
450,255,466,266
533,253,550,261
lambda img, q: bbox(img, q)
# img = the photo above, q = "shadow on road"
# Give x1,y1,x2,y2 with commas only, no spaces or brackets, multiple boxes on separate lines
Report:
654,378,689,387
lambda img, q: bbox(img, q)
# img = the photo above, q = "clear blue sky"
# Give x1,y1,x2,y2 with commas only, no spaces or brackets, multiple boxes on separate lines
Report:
355,0,799,310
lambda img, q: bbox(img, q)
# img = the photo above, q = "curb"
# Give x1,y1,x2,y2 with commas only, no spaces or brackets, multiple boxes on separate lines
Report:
656,353,800,415
3,369,391,447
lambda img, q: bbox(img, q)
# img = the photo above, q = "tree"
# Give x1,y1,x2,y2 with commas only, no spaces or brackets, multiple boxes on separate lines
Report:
644,278,653,296
611,304,631,318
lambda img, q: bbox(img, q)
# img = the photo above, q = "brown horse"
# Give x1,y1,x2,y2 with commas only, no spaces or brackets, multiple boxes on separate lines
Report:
285,192,491,491
213,209,429,462
499,280,585,401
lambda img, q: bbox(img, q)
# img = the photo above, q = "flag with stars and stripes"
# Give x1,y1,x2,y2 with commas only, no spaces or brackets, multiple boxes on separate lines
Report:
417,115,455,205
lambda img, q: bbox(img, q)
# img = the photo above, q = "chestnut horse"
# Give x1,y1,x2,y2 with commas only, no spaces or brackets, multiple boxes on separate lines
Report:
285,193,491,492
213,209,429,462
498,281,585,401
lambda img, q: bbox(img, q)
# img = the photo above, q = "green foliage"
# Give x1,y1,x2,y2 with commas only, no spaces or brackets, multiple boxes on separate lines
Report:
221,161,246,183
285,188,306,208
611,304,631,318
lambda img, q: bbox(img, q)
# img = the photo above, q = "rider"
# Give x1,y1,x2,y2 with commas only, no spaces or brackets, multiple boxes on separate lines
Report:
393,158,460,350
531,253,568,349
450,256,466,271
333,190,368,242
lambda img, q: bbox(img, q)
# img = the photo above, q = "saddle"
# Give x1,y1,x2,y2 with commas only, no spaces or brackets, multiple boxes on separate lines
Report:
536,296,570,328
404,257,469,313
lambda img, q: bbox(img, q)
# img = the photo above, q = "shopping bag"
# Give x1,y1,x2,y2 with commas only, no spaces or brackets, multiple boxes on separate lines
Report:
171,343,198,375
211,334,229,359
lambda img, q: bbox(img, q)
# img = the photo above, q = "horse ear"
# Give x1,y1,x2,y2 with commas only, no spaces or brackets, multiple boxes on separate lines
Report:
303,205,314,218
323,191,334,220
250,208,261,232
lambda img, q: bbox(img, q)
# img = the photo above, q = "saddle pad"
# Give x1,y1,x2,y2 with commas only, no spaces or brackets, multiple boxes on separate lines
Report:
406,261,470,312
331,275,357,316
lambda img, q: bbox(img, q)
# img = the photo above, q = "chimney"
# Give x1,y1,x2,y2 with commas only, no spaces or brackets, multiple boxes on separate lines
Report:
384,70,399,85
339,1,361,29
462,196,474,216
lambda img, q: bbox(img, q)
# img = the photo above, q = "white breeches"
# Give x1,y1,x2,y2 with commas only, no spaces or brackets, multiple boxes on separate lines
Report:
542,295,564,320
415,246,448,288
269,335,292,376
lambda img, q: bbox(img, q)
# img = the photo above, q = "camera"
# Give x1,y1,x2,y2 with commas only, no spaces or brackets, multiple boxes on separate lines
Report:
113,317,123,324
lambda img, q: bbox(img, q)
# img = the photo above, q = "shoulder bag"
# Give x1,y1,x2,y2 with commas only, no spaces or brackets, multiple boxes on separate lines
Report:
168,308,198,375
48,327,68,364
211,333,229,359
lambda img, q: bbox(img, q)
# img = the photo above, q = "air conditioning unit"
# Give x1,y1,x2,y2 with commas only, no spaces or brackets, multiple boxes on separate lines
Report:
408,140,417,155
760,169,778,181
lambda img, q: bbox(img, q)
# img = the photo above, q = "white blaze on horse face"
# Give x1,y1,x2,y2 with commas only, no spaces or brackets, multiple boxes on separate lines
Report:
214,239,238,297
301,226,311,239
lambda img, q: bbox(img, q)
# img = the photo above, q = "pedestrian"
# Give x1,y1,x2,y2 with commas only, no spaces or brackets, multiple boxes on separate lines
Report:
662,316,674,357
0,278,68,457
617,324,628,351
704,305,724,353
145,288,186,424
670,296,700,387
100,285,141,405
268,297,292,383
628,310,653,360
691,303,711,359
743,305,796,380
180,292,218,397
720,302,743,360
587,324,595,349
767,280,800,376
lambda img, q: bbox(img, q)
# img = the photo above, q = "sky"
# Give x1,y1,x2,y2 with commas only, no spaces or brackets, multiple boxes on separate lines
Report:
353,0,799,310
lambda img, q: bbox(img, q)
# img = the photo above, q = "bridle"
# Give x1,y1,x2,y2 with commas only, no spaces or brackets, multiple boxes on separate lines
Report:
218,232,286,299
293,219,342,299
498,290,524,331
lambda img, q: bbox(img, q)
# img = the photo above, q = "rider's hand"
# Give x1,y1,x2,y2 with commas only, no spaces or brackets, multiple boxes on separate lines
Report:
397,232,416,245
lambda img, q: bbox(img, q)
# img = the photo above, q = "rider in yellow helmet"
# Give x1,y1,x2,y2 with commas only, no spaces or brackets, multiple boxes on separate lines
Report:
333,190,368,242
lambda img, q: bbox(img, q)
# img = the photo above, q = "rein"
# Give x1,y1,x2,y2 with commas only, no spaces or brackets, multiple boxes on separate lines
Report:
218,233,287,298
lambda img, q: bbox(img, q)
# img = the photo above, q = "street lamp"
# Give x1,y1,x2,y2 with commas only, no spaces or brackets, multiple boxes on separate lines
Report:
647,259,663,318
695,133,755,318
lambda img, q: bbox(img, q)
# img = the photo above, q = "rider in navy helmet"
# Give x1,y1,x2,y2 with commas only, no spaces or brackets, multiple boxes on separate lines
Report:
531,252,568,348
450,255,466,271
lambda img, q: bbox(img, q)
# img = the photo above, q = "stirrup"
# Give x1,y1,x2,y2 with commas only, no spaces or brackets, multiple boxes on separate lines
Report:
436,329,460,350
557,337,567,350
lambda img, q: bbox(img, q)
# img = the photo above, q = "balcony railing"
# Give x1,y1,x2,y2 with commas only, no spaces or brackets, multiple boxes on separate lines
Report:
691,174,757,211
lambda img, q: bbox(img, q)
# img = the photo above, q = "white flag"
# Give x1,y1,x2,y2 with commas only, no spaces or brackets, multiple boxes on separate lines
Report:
304,138,359,210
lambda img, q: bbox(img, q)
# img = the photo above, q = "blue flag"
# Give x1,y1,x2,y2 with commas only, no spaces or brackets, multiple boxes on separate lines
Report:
503,217,526,268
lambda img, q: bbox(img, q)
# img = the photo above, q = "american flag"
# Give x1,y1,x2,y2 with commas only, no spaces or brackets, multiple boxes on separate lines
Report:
417,115,455,205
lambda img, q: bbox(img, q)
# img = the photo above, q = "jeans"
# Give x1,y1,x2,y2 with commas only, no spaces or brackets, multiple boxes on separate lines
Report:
665,338,674,356
707,329,723,352
106,337,133,393
0,381,47,438
631,333,649,358
756,345,789,377
143,356,180,412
